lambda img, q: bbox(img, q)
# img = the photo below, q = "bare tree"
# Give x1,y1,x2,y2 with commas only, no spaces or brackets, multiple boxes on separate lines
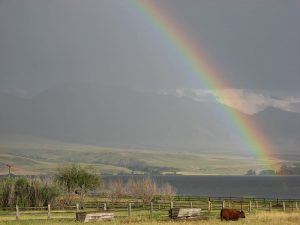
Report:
107,179,125,204
126,177,158,204
160,182,176,202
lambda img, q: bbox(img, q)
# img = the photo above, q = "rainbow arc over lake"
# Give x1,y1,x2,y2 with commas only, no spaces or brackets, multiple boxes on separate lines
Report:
134,0,278,171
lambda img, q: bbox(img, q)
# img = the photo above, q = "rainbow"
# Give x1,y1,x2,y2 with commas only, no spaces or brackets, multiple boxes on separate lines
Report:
134,0,278,172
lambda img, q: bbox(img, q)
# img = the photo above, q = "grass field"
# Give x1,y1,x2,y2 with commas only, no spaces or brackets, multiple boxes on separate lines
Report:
0,135,280,175
0,211,300,225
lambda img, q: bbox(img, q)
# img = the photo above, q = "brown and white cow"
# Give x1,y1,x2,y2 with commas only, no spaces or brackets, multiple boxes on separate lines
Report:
220,208,245,221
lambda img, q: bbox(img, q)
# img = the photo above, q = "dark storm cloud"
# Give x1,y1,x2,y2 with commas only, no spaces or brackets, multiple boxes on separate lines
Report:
158,0,300,90
0,0,299,96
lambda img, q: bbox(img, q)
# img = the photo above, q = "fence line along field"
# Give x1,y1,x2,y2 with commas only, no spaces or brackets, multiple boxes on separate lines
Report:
1,165,300,224
1,196,300,223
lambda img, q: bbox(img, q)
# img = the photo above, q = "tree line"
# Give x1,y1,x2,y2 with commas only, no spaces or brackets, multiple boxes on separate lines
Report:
0,164,175,208
246,163,300,176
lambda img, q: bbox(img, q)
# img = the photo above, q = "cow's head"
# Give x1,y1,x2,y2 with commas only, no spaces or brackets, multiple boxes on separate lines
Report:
239,210,245,218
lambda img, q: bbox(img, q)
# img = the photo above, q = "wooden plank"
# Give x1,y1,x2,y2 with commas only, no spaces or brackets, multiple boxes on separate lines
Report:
76,212,114,222
169,208,201,219
84,213,114,222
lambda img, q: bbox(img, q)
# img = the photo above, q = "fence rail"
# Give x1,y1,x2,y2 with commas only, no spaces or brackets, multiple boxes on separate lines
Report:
0,196,299,221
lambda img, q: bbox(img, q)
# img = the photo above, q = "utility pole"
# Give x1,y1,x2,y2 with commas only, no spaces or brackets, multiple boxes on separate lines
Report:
6,164,11,175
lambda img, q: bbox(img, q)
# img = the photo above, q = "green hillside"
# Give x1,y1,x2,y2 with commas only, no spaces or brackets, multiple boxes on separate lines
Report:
0,135,279,175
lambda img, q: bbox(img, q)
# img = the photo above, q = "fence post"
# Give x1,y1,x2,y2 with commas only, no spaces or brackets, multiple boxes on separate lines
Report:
76,203,79,213
240,200,243,211
222,200,225,209
47,204,51,219
150,202,153,218
103,203,107,211
296,202,298,211
282,202,286,212
255,201,258,209
128,203,132,217
170,201,173,209
208,201,212,212
16,205,19,220
190,202,193,208
269,202,272,212
249,200,252,213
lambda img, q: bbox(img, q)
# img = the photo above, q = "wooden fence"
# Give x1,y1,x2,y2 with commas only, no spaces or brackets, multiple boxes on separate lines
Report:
0,196,299,221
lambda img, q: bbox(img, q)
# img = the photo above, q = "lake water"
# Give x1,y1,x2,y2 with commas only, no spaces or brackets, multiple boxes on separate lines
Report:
102,175,300,199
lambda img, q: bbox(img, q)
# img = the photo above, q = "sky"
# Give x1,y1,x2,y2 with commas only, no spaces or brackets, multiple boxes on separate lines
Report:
0,0,299,114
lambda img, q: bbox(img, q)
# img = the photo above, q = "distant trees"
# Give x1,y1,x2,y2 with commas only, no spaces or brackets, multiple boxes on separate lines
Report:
259,170,276,175
245,169,256,175
246,165,300,176
277,164,300,175
55,164,100,205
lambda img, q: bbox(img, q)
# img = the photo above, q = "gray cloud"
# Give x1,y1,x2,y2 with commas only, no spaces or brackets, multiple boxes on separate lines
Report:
158,88,300,114
0,0,299,96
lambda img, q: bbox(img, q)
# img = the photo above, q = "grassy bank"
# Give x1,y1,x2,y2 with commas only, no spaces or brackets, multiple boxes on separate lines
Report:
0,212,300,225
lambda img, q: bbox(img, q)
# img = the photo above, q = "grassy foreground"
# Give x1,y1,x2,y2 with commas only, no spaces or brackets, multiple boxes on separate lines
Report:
1,212,300,225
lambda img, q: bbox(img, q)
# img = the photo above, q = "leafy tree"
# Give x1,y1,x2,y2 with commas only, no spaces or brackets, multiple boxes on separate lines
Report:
55,164,100,204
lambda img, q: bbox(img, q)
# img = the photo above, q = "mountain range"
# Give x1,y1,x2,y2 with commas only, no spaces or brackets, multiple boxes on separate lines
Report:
0,83,299,158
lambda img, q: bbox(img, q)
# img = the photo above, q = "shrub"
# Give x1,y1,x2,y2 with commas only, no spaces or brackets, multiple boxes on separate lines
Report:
0,178,15,208
40,182,60,206
0,177,60,208
15,177,30,207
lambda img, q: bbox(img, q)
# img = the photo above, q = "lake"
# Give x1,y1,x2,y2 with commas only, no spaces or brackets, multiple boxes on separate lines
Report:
102,175,300,199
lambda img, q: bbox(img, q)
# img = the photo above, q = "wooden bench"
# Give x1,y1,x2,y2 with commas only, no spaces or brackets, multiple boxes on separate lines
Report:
76,212,114,222
169,208,201,219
